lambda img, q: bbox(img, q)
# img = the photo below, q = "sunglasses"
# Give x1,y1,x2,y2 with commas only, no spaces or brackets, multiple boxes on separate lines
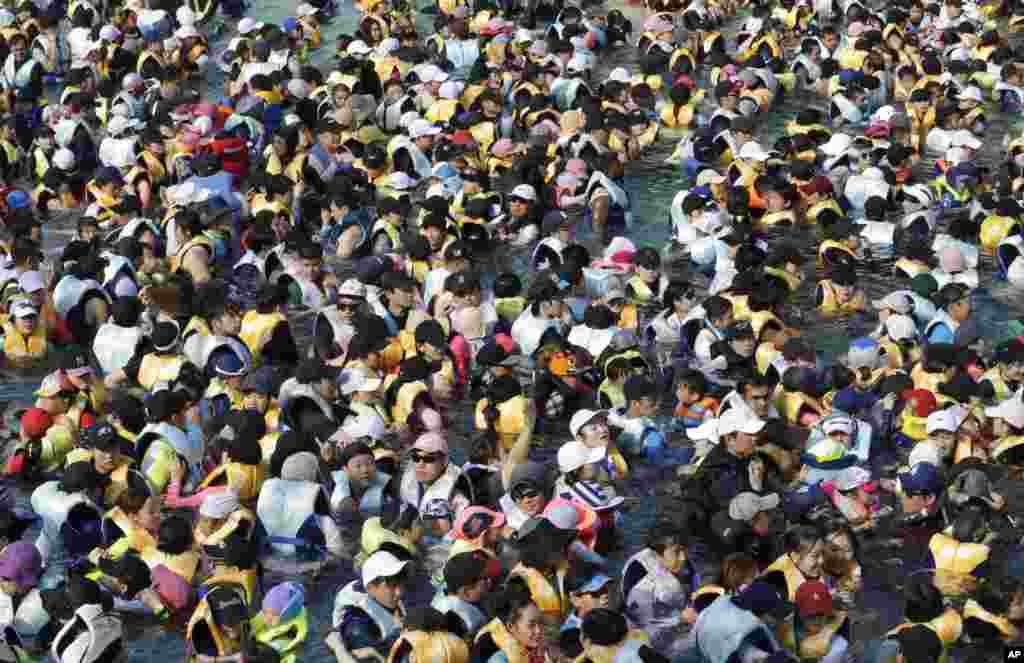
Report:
411,451,444,464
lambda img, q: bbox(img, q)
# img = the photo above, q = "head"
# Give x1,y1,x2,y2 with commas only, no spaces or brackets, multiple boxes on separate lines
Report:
498,590,545,650
412,433,448,483
784,525,825,579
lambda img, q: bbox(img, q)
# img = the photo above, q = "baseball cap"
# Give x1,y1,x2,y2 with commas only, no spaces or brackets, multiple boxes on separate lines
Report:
339,368,382,395
581,609,629,647
832,466,877,493
206,586,248,625
10,300,38,319
566,568,613,595
409,119,442,139
718,408,767,437
241,366,276,395
444,241,471,261
905,389,939,418
557,440,606,473
84,423,121,451
152,321,180,352
17,271,44,294
897,462,943,496
729,492,780,522
0,542,41,592
568,481,624,511
380,271,416,292
569,409,607,438
795,580,833,618
476,342,519,367
509,184,537,201
985,390,1024,428
696,169,726,186
363,550,409,585
926,406,965,434
413,432,448,455
338,278,367,301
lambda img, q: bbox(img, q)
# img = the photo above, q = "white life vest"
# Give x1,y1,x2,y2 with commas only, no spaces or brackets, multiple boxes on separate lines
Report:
999,235,1024,283
585,171,634,227
926,128,954,153
98,136,137,170
31,480,101,560
51,604,121,663
567,324,617,361
499,493,531,531
389,135,433,180
278,377,336,424
138,422,204,479
400,462,465,513
0,588,49,643
645,309,683,345
444,38,480,80
430,594,488,638
53,275,106,319
182,334,251,373
694,595,780,663
332,580,403,639
532,237,565,271
3,56,39,95
925,309,959,343
844,174,889,213
93,323,142,375
830,93,863,126
234,250,267,278
314,307,356,358
511,308,562,356
858,220,895,246
256,478,323,556
329,470,392,519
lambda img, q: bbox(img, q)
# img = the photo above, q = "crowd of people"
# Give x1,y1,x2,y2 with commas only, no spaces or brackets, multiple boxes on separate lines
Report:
0,0,1023,658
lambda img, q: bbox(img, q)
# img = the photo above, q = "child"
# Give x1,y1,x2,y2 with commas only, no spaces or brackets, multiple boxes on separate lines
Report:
625,247,666,303
791,580,850,661
251,582,307,663
672,369,719,428
816,266,866,317
645,281,696,346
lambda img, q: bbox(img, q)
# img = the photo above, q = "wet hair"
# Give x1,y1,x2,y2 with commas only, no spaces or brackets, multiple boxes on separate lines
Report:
674,368,707,396
663,281,694,310
647,520,687,552
116,471,154,515
493,584,536,627
904,573,945,622
782,524,822,554
721,553,760,592
157,515,195,555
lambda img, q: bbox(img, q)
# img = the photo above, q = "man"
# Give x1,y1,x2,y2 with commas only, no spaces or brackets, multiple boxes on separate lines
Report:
511,279,567,356
399,432,471,526
314,278,365,365
329,550,408,662
371,270,417,336
278,359,344,433
607,375,693,467
682,407,767,536
559,564,613,659
430,550,496,639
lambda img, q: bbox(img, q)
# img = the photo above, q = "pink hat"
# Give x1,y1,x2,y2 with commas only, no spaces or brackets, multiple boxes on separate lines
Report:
453,506,506,541
494,334,518,353
414,431,448,454
940,246,966,274
491,138,515,158
565,158,588,177
847,21,866,37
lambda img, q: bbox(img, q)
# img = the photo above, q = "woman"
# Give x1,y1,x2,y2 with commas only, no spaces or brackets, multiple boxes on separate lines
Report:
96,469,162,559
473,588,553,663
507,517,577,626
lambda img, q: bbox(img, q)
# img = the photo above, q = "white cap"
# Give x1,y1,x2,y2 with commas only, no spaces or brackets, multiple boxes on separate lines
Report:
176,6,196,26
287,78,311,98
296,2,317,15
738,141,771,162
514,28,533,43
338,278,366,300
985,389,1024,428
882,315,915,343
376,37,400,56
557,440,606,473
339,369,382,395
10,299,38,319
697,169,726,186
952,130,982,150
99,24,121,41
729,491,780,522
872,292,913,314
18,271,44,293
237,17,264,34
362,550,409,586
959,86,984,103
832,466,874,492
566,55,589,73
569,409,607,438
408,119,442,139
175,25,201,40
54,147,76,170
107,115,140,137
908,440,943,467
416,64,448,83
192,115,213,136
820,133,853,156
346,39,373,56
438,80,464,100
606,67,631,83
822,416,854,437
510,184,537,201
716,407,767,437
926,407,961,434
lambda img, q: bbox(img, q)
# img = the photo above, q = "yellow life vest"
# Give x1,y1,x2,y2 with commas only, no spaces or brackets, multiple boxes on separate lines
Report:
886,609,963,647
198,463,266,504
749,310,782,341
598,379,626,410
817,280,859,316
618,303,638,332
205,378,245,410
764,266,802,292
509,563,569,623
476,619,547,663
141,546,201,582
763,554,807,600
817,240,856,268
136,50,165,75
259,431,281,466
251,609,309,663
105,506,158,557
911,363,946,397
963,598,1019,640
2,322,47,361
722,293,752,321
195,508,257,550
980,215,1019,254
390,629,469,663
170,236,214,273
138,353,186,391
240,310,287,361
392,381,428,428
474,395,528,450
186,595,242,661
626,274,657,302
759,210,797,227
981,367,1011,402
777,390,811,425
929,532,989,595
992,435,1024,462
756,343,780,376
183,316,212,341
806,198,843,224
659,103,695,129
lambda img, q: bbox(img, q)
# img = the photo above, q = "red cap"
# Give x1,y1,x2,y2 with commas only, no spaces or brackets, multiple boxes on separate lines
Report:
796,580,833,618
20,408,52,439
449,130,477,147
902,388,938,418
800,176,834,196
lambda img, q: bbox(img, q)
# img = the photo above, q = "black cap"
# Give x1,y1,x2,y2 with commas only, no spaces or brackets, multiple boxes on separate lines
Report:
355,255,394,285
731,116,755,134
444,241,471,261
60,461,102,494
381,271,416,292
152,321,179,352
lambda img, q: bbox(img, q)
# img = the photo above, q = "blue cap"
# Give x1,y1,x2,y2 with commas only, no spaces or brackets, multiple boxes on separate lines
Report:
575,574,613,594
6,190,28,210
897,462,943,496
283,17,300,32
210,347,249,377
